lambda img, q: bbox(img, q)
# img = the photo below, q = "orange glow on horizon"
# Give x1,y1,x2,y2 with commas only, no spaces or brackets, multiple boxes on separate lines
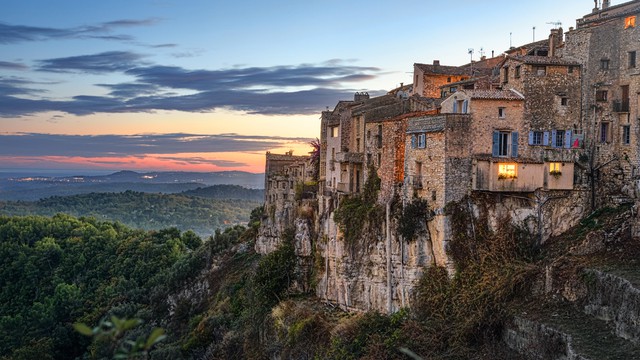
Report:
0,143,313,174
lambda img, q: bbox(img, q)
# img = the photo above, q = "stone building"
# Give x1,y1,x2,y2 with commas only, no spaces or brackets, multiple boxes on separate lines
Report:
257,151,312,254
563,0,640,207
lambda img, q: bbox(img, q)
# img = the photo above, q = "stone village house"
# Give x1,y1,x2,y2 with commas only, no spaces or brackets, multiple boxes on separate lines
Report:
257,0,640,313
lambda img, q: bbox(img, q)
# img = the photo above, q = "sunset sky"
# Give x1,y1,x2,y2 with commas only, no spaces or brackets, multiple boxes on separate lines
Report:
1,0,592,175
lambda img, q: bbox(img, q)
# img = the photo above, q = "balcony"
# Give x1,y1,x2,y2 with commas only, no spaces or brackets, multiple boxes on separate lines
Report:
407,175,423,189
335,152,364,164
613,100,630,113
473,160,574,192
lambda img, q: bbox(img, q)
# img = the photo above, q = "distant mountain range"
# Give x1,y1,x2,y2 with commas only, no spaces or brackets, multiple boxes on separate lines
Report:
0,170,265,201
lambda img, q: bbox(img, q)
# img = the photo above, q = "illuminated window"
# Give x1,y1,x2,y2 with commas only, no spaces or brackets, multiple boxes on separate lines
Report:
331,126,339,137
549,162,562,177
625,16,636,29
498,164,517,179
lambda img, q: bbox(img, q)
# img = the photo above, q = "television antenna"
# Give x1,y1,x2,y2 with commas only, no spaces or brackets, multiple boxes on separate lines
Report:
546,21,562,29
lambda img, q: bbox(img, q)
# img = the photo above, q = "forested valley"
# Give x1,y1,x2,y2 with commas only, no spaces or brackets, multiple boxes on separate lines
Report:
0,188,261,238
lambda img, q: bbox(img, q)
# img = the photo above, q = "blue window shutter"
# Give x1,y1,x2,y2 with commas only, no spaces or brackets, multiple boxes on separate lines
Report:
411,135,416,148
543,131,550,146
551,130,557,148
528,131,534,145
564,130,572,148
453,101,458,113
492,131,500,157
511,132,519,158
463,100,468,113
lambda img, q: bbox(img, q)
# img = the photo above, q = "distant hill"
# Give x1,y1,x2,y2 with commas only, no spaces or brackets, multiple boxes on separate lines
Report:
0,191,261,237
0,170,265,201
182,185,264,201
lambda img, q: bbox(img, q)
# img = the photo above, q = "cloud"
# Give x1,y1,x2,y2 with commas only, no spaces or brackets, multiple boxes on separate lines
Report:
157,156,247,167
36,51,148,73
0,133,313,157
2,58,383,116
0,19,159,44
0,61,28,70
125,63,380,91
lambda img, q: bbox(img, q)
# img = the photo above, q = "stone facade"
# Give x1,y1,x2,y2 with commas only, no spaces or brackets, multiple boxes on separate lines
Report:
257,0,640,314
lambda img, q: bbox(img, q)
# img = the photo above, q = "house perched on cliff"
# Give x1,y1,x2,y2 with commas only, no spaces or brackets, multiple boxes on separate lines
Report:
256,0,640,314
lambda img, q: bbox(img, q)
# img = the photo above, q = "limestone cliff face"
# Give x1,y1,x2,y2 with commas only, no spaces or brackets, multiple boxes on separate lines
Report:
315,211,435,313
256,190,590,314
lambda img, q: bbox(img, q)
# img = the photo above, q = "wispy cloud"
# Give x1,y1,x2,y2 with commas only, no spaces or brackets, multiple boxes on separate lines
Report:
36,51,148,73
0,61,28,70
0,19,160,44
0,133,313,157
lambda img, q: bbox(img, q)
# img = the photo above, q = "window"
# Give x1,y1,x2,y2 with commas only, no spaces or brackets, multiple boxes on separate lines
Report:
568,66,575,74
498,107,506,118
515,66,521,78
503,67,509,83
356,138,361,152
630,51,637,68
554,130,565,147
450,86,457,93
596,90,608,101
549,162,561,173
498,164,517,179
377,153,381,167
622,125,631,145
367,130,371,140
331,148,335,160
561,97,568,106
601,59,610,70
367,153,372,164
493,131,519,158
529,131,544,145
377,125,383,148
600,122,610,143
534,66,546,76
418,133,426,148
625,15,636,29
331,126,339,137
447,77,452,83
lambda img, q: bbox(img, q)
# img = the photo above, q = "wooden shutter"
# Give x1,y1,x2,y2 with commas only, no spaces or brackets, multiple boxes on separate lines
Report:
492,131,500,157
511,132,519,158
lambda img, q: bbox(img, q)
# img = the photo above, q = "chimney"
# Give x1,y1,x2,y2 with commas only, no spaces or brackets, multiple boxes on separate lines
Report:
354,92,370,102
492,50,495,57
603,0,610,9
433,60,440,66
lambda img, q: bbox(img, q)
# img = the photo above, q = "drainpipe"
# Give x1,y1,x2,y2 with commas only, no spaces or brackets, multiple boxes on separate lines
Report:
385,201,392,313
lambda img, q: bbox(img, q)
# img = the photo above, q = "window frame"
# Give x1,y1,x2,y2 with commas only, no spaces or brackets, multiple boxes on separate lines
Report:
630,51,637,69
622,125,631,145
498,107,506,118
596,90,608,102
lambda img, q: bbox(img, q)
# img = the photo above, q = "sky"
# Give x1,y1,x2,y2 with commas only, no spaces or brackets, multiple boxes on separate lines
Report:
1,0,600,175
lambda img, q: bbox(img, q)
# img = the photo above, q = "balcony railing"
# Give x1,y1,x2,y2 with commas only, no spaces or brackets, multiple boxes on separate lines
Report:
613,100,630,113
335,152,364,163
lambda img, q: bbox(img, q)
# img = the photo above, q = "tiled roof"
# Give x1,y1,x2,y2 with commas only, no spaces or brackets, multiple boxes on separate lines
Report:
266,153,309,161
507,55,580,66
414,63,470,76
464,89,524,100
407,115,446,133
